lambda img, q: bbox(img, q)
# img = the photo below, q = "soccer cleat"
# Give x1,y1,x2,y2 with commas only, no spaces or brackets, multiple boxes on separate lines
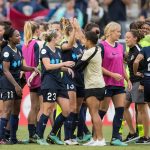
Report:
29,134,39,143
9,139,26,144
37,138,49,146
110,138,128,146
135,137,150,144
83,138,95,146
89,139,106,146
47,134,64,145
0,139,12,145
64,139,79,145
123,133,139,143
80,133,92,143
22,134,39,144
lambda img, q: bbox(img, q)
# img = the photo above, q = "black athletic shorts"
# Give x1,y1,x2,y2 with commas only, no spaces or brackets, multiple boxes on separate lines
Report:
29,87,42,96
105,86,125,97
85,88,105,101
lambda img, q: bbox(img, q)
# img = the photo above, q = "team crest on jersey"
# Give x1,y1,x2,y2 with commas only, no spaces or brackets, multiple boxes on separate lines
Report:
41,49,47,54
3,52,9,58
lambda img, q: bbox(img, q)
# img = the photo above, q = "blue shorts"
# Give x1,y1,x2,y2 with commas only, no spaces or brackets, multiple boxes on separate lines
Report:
1,89,22,100
144,76,150,102
105,86,125,97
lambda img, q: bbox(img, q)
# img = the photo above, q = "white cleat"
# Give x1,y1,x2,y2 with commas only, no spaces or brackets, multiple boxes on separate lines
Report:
64,139,79,145
83,138,95,146
89,139,106,146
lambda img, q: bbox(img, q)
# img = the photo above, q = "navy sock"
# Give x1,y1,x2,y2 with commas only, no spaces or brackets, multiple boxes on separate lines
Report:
71,113,78,138
10,115,19,141
5,129,10,140
51,113,67,136
36,122,39,134
37,114,48,139
64,112,76,140
77,105,89,137
112,107,124,140
98,110,106,120
0,118,8,139
28,124,36,138
53,109,56,120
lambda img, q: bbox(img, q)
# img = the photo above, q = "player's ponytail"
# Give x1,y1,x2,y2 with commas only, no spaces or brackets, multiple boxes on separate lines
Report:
24,21,39,45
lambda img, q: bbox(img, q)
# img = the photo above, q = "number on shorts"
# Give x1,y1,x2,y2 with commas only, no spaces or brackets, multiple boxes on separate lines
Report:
7,91,13,99
47,92,56,101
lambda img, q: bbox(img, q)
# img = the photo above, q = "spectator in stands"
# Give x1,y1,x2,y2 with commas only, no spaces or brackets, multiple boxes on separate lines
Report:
86,0,109,35
0,0,7,21
53,0,84,27
103,0,131,38
13,0,45,16
139,0,150,21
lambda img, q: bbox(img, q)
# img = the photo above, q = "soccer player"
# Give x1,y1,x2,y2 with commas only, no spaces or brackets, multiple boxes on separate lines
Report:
133,44,150,144
36,30,74,145
22,21,42,143
100,22,132,146
0,27,39,144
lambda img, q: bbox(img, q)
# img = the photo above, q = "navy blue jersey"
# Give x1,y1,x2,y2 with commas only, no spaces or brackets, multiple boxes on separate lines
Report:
0,50,3,89
140,46,150,75
40,46,65,90
0,45,23,89
61,40,85,86
0,51,3,76
61,40,84,62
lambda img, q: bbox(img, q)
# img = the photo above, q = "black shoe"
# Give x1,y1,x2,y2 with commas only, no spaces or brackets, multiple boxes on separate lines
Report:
135,136,150,144
123,133,139,143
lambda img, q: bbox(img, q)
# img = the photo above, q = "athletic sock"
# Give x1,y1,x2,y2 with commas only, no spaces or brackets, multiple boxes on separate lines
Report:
71,113,78,138
51,113,67,136
37,114,48,139
5,129,10,140
0,118,8,139
112,107,124,140
28,124,36,138
10,115,19,141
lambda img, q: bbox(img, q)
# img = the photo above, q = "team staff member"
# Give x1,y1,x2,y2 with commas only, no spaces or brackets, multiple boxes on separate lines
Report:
81,31,106,146
133,45,150,144
123,30,149,143
0,28,39,144
36,30,74,145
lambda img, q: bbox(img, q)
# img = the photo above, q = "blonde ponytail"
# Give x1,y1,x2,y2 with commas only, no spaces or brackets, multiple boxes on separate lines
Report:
24,21,39,45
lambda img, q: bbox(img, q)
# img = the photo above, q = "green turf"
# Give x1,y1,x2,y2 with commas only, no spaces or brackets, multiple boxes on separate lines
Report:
0,126,150,150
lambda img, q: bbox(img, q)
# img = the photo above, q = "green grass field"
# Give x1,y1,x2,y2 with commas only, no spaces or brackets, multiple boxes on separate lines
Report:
0,126,150,150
